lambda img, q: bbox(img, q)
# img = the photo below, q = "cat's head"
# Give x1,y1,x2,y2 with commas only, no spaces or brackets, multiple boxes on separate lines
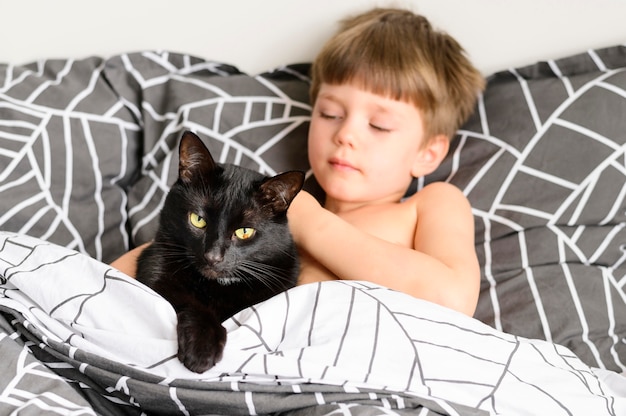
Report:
160,131,304,285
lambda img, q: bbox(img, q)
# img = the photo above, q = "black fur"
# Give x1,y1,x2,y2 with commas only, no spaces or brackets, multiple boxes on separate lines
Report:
136,131,304,373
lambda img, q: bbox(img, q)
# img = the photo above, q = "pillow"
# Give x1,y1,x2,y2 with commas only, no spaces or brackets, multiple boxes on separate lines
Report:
424,45,626,372
102,52,312,245
0,56,142,263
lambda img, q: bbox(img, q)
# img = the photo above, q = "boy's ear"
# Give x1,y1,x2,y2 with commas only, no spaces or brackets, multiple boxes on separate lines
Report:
410,134,450,177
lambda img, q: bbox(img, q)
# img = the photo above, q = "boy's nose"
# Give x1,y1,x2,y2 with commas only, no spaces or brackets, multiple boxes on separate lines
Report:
334,121,357,147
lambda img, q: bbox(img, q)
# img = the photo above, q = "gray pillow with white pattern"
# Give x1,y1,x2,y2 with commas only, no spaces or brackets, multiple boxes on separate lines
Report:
425,45,626,372
0,56,141,263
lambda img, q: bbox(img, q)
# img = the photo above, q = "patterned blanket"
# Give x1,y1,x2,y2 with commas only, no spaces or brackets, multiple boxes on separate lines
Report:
0,231,625,415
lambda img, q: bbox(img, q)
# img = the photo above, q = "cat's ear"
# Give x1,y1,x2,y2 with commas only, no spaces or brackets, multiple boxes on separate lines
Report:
258,171,305,213
178,131,217,183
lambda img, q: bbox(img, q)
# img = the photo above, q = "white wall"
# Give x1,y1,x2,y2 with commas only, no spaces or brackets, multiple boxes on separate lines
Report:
2,0,626,75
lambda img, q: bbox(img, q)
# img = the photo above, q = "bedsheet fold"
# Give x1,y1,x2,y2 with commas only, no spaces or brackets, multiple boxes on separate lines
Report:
1,231,625,415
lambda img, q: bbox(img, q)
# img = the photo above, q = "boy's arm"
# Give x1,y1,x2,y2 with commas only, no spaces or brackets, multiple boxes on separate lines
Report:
110,242,150,277
288,184,480,316
409,182,480,315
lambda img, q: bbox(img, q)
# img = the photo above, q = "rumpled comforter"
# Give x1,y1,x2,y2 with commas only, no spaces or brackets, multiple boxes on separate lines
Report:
0,231,624,415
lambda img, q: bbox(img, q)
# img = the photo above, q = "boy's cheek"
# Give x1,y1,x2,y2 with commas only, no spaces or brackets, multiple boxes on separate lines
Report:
307,131,327,158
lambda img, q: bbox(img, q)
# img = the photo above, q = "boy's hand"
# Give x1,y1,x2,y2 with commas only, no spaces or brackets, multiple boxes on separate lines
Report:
287,190,323,245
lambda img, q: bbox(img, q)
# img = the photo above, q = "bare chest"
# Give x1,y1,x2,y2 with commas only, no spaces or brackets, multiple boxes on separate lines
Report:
296,199,418,286
336,200,417,248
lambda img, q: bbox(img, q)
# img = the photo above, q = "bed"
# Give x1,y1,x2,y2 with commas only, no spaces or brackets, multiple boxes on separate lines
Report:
2,5,626,416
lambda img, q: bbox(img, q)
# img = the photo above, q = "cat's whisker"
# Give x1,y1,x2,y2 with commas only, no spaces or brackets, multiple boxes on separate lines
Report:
276,247,299,261
153,241,189,253
170,258,196,275
235,260,296,291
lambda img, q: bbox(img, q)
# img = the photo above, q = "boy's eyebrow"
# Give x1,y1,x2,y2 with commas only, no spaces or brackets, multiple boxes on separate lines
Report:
316,91,340,102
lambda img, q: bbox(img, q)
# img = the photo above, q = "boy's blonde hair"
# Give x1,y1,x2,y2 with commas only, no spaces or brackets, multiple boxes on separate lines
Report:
310,8,485,141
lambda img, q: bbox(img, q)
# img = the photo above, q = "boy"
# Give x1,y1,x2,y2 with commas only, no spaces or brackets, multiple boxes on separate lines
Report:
111,7,485,316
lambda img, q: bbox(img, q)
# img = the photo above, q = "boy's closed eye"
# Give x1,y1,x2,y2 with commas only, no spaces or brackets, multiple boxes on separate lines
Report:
320,111,342,120
369,122,392,132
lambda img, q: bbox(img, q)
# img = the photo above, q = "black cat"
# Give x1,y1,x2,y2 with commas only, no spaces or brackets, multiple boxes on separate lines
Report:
136,131,304,373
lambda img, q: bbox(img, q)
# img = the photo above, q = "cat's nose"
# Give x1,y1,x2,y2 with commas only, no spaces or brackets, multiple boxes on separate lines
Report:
205,250,224,265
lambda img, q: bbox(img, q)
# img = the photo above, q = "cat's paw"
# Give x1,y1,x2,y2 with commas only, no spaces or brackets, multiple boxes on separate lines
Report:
176,309,227,373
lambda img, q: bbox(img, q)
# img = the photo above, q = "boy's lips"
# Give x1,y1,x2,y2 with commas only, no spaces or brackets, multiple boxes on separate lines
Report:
329,157,358,172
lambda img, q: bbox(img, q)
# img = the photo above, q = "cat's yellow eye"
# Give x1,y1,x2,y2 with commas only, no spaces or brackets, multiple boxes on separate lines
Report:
189,212,207,229
234,227,256,240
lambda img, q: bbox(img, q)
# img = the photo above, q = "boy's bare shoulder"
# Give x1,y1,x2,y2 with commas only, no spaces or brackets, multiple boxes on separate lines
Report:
406,182,470,212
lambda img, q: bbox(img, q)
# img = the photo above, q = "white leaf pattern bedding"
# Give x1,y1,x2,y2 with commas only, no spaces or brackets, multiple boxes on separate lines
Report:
1,231,624,415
